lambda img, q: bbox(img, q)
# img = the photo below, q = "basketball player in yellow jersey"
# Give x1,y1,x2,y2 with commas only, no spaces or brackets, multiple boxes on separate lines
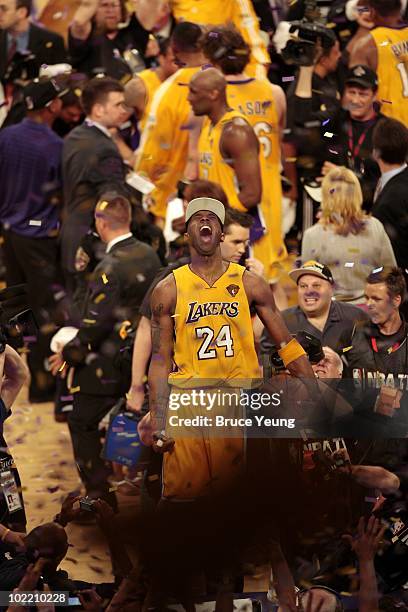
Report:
148,197,314,499
202,25,288,282
135,23,206,224
124,38,178,132
190,69,283,285
189,70,262,211
350,0,408,125
148,0,270,78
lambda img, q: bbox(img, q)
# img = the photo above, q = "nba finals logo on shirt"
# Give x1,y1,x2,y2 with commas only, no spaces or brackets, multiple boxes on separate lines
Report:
186,301,239,323
227,284,240,297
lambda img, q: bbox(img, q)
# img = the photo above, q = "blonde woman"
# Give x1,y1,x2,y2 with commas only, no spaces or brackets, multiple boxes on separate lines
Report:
301,166,396,303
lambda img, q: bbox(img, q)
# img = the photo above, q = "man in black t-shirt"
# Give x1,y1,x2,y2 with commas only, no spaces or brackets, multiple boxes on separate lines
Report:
345,267,408,435
321,65,383,210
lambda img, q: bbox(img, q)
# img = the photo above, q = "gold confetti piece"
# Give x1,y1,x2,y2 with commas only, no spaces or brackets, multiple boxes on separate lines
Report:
102,273,108,284
336,565,357,576
342,346,353,353
83,318,96,324
99,200,109,210
94,293,106,304
58,361,66,372
70,386,81,393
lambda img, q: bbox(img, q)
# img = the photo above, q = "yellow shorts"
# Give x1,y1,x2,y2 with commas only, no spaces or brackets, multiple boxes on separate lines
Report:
162,388,246,500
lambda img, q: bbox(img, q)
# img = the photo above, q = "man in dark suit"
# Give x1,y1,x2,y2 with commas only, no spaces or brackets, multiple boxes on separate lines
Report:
372,117,408,276
61,76,129,293
50,192,161,509
0,0,66,84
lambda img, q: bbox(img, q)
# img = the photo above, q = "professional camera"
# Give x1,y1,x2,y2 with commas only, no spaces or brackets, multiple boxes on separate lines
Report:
374,497,408,591
79,496,97,512
0,285,36,353
275,0,337,66
268,331,325,375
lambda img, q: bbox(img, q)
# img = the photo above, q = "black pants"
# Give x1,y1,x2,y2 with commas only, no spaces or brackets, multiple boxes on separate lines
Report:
2,229,60,401
67,392,117,504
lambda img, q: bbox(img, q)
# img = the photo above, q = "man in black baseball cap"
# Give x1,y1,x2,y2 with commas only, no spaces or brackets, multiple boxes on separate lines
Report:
0,75,66,401
261,260,368,356
22,76,67,112
321,63,384,210
345,64,378,92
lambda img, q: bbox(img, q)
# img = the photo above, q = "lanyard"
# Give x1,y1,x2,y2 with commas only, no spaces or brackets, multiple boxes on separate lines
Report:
370,337,401,354
347,118,375,161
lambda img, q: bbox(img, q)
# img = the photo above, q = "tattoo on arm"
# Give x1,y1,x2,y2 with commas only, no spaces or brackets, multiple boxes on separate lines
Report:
151,303,164,355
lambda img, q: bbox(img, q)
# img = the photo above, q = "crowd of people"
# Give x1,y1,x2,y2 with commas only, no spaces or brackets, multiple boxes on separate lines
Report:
0,0,408,610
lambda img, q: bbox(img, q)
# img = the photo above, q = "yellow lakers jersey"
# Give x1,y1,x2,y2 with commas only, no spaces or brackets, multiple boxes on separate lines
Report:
371,26,408,125
199,106,286,280
199,109,249,212
169,0,269,78
227,77,287,272
169,263,261,387
136,66,201,219
137,68,162,131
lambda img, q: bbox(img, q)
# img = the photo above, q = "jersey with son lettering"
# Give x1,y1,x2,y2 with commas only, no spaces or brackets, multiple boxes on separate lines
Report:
169,262,261,387
370,25,408,125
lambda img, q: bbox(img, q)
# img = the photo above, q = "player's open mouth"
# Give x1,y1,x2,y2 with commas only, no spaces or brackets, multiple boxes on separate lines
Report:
200,225,212,237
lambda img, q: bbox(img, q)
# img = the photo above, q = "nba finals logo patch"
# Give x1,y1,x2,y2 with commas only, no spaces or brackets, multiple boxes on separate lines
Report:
227,284,240,297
